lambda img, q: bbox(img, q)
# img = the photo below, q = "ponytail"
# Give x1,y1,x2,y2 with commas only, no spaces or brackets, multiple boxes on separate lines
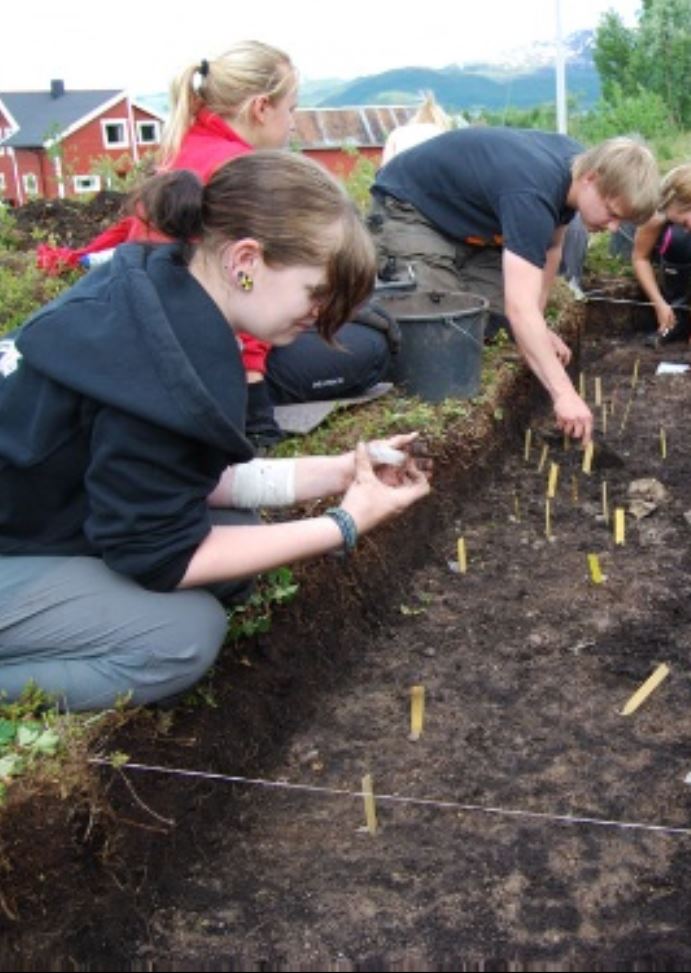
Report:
131,170,204,240
159,41,296,166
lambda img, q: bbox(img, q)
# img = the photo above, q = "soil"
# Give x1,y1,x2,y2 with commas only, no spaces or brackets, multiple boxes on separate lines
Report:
3,295,691,971
10,191,126,250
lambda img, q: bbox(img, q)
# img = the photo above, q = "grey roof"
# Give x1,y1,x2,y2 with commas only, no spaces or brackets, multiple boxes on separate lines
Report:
294,106,417,149
0,89,123,147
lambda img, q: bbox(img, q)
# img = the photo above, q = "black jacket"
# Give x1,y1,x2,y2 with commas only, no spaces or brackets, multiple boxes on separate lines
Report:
0,243,254,590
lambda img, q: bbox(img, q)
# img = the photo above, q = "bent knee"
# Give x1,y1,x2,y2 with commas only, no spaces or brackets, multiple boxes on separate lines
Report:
162,589,228,675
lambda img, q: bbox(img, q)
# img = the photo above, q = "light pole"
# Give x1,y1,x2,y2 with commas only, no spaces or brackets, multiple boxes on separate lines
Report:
555,0,567,133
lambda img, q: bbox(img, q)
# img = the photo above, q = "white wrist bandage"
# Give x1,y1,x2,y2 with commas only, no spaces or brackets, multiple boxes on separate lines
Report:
229,458,297,508
366,443,406,467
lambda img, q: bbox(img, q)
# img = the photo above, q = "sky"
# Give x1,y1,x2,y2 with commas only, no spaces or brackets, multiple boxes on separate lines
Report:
3,0,643,95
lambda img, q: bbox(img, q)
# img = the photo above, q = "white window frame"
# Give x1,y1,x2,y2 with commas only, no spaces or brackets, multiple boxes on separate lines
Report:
0,172,6,191
22,172,38,195
72,174,102,194
136,119,161,145
101,117,129,149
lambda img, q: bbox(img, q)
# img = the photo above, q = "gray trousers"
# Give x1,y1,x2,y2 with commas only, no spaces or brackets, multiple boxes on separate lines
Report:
0,510,258,711
369,195,506,314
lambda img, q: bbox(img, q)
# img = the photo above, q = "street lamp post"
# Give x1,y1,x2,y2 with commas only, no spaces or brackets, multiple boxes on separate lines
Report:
555,0,567,133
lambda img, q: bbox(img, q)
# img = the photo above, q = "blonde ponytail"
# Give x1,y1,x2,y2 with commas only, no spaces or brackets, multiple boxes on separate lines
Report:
159,41,296,167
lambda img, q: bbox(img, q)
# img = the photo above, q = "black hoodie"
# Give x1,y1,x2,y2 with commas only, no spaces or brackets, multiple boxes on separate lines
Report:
0,243,254,591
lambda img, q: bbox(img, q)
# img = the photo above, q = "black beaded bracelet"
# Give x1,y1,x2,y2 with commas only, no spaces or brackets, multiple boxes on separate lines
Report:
324,506,358,555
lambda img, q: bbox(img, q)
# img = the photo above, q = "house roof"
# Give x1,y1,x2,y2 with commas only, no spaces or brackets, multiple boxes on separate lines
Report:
0,88,127,147
294,106,417,150
0,86,164,149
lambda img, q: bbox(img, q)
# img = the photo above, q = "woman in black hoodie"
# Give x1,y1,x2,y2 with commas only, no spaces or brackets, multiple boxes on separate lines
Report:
0,151,430,710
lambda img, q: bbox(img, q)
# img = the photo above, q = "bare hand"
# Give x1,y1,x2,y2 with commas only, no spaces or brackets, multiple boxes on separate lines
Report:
366,432,433,486
655,300,676,333
548,331,572,366
553,388,593,443
340,441,431,535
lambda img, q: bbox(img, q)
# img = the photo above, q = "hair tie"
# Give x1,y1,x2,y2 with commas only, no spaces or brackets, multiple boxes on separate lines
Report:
192,59,210,94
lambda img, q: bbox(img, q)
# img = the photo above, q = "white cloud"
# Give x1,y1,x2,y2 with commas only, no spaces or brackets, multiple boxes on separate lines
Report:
2,0,642,93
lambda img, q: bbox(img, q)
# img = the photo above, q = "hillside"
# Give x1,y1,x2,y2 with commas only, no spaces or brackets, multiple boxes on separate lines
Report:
313,63,599,112
306,30,600,111
139,31,601,117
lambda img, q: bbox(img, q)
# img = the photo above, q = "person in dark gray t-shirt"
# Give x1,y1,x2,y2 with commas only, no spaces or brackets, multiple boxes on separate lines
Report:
370,129,660,443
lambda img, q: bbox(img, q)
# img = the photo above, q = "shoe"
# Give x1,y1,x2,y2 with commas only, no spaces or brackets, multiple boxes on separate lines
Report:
245,379,285,450
246,424,285,451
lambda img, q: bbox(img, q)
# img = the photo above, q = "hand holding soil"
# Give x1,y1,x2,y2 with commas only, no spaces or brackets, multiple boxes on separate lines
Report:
367,432,434,486
340,439,431,534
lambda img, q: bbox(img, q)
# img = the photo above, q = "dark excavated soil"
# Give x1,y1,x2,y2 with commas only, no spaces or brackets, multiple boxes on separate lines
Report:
3,295,691,972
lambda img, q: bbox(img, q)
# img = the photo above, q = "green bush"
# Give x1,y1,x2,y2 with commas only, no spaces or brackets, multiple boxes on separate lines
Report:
0,205,20,251
0,254,76,335
571,85,678,143
340,148,377,215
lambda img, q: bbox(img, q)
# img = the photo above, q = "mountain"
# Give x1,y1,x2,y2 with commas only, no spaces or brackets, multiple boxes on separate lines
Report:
138,31,602,118
308,30,600,112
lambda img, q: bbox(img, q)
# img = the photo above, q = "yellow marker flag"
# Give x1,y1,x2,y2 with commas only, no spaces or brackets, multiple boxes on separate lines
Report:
524,428,532,462
614,508,625,545
547,462,559,499
409,685,425,741
361,774,378,834
582,442,594,474
587,553,604,585
619,397,633,434
537,443,549,473
621,663,670,716
457,537,467,574
660,428,667,459
545,499,552,539
631,357,640,387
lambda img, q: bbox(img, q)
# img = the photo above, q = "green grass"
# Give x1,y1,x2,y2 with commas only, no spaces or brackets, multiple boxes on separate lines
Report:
583,232,633,281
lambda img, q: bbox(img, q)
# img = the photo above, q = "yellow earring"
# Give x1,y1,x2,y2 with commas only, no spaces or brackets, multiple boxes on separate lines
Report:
237,271,254,292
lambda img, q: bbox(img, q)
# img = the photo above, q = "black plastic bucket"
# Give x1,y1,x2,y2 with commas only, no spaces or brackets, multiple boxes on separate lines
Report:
380,290,488,402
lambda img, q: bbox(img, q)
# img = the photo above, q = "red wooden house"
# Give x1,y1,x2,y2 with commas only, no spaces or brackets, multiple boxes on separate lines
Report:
0,80,165,205
0,87,418,204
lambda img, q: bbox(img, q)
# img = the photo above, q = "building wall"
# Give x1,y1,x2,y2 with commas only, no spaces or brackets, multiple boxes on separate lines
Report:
58,101,160,197
303,146,382,179
3,148,45,203
0,105,18,202
2,105,386,203
1,99,162,202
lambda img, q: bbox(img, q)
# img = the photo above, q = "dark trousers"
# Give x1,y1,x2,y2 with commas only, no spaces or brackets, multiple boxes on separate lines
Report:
265,322,391,404
368,195,508,337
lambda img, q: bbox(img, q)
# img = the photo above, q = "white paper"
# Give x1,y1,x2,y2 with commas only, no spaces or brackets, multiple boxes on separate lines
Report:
656,362,690,375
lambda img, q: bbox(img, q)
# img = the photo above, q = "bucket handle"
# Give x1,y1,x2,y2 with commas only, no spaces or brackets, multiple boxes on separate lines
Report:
442,314,485,350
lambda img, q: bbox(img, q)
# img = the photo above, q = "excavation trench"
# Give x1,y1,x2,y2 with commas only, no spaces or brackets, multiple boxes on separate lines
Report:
3,294,691,972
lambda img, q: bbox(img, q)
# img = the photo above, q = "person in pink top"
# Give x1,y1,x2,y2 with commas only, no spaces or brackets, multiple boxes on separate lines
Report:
38,41,396,446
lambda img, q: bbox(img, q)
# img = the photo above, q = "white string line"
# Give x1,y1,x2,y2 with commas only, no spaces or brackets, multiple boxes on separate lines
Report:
584,292,691,311
89,758,691,838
